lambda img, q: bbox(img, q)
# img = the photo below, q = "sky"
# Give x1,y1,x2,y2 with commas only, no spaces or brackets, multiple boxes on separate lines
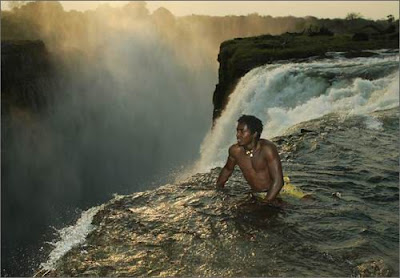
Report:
2,1,399,20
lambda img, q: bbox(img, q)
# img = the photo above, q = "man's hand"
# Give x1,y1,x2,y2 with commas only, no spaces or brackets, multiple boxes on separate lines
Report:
215,147,236,190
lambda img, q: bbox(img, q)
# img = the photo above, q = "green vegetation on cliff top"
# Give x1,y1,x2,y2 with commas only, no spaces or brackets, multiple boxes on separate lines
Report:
219,32,399,80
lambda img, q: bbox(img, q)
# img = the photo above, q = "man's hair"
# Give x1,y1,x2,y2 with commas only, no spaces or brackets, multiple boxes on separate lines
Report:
237,115,263,140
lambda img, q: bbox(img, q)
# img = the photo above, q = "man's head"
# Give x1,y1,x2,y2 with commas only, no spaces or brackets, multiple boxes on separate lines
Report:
236,115,263,146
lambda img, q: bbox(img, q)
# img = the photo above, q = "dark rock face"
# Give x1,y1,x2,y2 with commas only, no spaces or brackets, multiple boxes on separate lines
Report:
1,40,56,116
212,37,272,120
1,40,58,277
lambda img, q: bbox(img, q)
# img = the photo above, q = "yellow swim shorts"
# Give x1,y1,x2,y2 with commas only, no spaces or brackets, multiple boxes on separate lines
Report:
251,176,306,201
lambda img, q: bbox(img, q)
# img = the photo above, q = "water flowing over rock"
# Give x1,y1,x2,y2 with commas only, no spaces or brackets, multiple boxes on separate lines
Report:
212,33,399,121
37,108,399,277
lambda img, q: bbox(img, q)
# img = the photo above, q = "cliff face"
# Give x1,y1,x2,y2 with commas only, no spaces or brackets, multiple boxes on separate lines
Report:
1,40,56,116
212,30,399,121
1,40,58,277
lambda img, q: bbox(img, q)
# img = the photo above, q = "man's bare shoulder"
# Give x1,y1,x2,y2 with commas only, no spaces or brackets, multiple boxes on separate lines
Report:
228,144,242,156
259,139,277,148
259,139,279,154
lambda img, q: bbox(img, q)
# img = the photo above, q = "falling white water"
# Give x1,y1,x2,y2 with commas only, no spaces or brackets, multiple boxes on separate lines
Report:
40,205,104,270
191,54,399,174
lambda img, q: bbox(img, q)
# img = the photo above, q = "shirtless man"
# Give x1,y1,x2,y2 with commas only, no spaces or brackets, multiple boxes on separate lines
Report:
216,115,284,204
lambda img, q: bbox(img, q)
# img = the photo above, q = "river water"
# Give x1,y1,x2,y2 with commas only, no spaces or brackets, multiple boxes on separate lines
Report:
38,52,399,276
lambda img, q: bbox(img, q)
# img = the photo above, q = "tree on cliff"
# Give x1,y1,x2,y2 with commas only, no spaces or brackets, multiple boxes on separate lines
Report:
345,12,363,21
386,14,395,24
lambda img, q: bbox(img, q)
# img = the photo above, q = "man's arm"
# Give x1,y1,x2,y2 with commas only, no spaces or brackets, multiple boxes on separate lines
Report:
264,143,284,202
216,146,236,189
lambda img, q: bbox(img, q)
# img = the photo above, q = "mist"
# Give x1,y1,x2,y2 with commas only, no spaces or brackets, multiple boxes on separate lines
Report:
3,2,217,205
2,2,218,275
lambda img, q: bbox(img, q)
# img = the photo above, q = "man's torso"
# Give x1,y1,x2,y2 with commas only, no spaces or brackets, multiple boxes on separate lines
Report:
231,139,273,192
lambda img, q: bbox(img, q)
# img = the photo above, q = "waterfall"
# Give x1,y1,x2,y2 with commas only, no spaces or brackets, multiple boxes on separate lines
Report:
192,53,399,174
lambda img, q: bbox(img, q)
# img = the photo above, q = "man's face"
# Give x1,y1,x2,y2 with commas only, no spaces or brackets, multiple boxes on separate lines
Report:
236,122,256,146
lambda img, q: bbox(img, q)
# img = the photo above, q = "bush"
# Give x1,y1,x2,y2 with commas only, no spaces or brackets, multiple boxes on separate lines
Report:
352,32,369,41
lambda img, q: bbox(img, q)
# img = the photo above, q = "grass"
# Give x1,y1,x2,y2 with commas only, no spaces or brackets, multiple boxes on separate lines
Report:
222,33,398,78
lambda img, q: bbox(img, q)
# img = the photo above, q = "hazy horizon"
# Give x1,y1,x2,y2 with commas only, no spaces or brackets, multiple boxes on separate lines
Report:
2,1,399,20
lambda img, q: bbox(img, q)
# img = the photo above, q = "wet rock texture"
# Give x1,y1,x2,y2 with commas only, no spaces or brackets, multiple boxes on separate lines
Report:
356,259,392,277
42,170,253,277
